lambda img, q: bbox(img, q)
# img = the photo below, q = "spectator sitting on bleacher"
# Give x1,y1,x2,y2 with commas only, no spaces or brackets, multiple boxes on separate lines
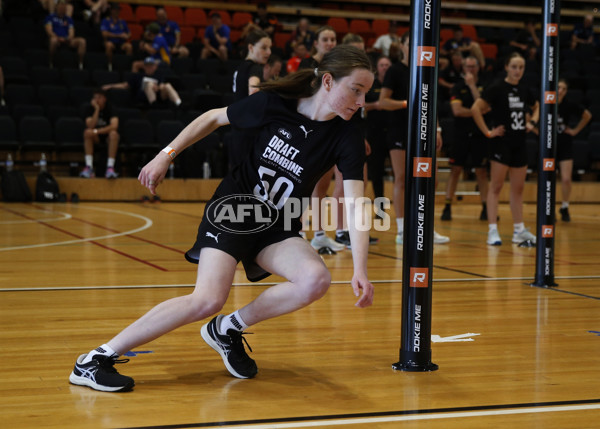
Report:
156,7,190,59
132,23,171,72
80,88,119,179
285,18,315,58
509,19,540,61
101,3,132,70
286,42,310,74
103,57,182,108
201,13,232,61
440,26,485,71
44,0,87,69
263,55,282,82
242,2,278,39
370,21,400,61
39,0,74,16
571,14,597,51
81,0,109,24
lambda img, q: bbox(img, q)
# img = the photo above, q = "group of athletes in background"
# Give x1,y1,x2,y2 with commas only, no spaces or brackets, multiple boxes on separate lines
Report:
231,25,592,249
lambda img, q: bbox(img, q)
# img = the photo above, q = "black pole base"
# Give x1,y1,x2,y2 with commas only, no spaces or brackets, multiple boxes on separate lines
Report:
392,361,439,372
531,281,558,288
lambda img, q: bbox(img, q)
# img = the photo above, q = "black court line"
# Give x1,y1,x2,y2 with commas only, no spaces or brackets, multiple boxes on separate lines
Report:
368,251,490,278
117,398,600,429
530,284,600,300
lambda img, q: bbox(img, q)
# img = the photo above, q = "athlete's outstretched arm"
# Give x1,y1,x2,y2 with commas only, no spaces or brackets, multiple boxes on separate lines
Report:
343,179,374,308
139,107,230,194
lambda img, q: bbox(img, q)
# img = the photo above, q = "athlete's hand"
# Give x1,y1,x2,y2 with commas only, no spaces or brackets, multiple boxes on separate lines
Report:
352,274,374,308
490,125,505,138
138,152,171,195
564,127,577,136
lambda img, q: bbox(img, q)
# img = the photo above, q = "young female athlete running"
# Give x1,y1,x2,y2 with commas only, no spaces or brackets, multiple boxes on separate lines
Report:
69,45,375,392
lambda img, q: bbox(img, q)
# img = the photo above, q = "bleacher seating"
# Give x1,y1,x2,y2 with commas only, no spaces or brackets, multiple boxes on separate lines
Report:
0,0,598,180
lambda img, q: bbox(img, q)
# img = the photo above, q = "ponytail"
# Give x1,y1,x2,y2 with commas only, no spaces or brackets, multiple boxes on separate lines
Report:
258,44,372,99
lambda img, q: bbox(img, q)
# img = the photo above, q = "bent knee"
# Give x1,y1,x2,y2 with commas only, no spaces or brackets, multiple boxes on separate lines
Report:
189,295,226,320
297,267,331,303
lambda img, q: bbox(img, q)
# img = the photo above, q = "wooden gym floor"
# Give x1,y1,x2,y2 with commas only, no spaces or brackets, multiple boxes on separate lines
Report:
1,201,599,428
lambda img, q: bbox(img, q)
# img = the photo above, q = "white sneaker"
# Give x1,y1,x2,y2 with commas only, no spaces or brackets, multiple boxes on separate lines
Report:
310,234,346,251
487,229,502,245
512,228,536,244
433,230,450,244
396,231,403,244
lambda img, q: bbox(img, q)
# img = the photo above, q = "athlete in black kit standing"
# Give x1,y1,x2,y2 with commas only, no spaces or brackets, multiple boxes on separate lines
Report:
69,45,374,393
471,52,539,246
441,55,490,221
555,78,592,222
228,29,272,170
379,32,449,245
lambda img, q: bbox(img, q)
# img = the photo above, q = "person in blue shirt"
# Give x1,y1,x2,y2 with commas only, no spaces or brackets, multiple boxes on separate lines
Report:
100,3,132,69
44,0,87,69
201,13,232,61
132,22,171,72
155,7,189,58
571,14,597,51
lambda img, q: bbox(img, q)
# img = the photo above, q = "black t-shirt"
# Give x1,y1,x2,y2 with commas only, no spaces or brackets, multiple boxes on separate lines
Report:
557,99,585,144
221,91,365,209
381,62,409,132
298,56,318,70
365,78,389,130
83,103,116,129
481,79,536,144
450,79,486,136
233,59,264,102
440,65,462,85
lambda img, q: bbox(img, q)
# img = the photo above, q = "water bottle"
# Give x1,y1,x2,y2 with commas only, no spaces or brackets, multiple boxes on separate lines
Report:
6,154,14,172
39,153,47,172
168,162,175,179
202,161,210,179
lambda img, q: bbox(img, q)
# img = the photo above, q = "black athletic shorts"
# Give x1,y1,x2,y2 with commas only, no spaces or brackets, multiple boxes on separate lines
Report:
449,132,490,168
489,137,528,168
386,127,406,151
185,196,302,282
556,135,573,162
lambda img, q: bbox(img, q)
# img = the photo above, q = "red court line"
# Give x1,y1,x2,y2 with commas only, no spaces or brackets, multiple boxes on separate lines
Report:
30,203,186,255
2,206,168,271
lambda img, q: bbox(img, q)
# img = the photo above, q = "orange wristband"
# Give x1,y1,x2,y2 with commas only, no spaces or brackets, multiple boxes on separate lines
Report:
486,131,492,138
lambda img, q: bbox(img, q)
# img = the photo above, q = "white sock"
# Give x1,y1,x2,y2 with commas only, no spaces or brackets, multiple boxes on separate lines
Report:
82,343,118,363
336,229,347,236
107,157,115,168
561,202,569,209
314,230,325,238
489,223,498,232
85,155,93,168
514,222,525,233
219,311,248,334
396,217,404,234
